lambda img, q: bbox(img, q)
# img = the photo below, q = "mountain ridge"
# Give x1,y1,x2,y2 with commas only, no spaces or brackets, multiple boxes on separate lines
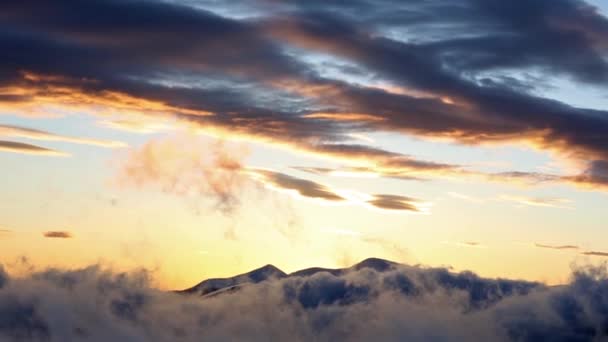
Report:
180,257,401,296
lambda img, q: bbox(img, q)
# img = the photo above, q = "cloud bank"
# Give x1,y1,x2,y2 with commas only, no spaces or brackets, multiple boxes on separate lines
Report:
2,259,608,341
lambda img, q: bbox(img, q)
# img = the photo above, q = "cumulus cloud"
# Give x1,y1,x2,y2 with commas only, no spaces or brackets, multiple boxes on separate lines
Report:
42,231,72,239
0,140,68,156
0,124,126,148
3,260,608,341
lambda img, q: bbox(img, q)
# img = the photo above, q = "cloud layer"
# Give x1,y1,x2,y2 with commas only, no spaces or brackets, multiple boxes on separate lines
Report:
3,259,608,341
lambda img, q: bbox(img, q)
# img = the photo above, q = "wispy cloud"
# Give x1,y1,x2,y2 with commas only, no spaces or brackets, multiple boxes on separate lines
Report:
0,124,127,148
441,241,486,248
447,192,485,203
498,195,573,209
98,119,173,134
535,243,580,250
0,140,68,156
115,135,248,213
250,169,429,213
581,251,608,257
249,169,345,202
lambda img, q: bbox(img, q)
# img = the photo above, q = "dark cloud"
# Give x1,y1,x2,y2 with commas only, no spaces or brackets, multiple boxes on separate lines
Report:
366,194,422,212
535,243,580,250
5,260,608,340
250,169,345,201
42,231,72,239
0,140,67,156
0,0,607,190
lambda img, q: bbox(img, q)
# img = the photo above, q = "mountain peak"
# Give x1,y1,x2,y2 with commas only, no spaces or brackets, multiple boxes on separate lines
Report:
352,258,396,272
246,264,286,282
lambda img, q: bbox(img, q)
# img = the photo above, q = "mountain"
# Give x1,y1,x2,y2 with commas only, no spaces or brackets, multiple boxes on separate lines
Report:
180,264,287,296
181,258,398,297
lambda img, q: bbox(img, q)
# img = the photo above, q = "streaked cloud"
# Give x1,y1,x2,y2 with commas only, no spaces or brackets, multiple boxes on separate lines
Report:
498,195,573,209
366,194,423,212
581,251,608,257
42,231,73,239
0,140,68,156
535,243,580,250
98,119,173,134
249,169,345,202
441,241,486,248
447,192,485,203
250,169,429,213
0,124,126,148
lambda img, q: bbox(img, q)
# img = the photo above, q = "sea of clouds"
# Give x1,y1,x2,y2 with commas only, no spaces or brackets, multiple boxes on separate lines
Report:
0,260,607,341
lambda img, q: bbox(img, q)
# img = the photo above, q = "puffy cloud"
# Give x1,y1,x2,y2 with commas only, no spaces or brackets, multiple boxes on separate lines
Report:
42,231,72,239
4,260,608,341
0,140,68,157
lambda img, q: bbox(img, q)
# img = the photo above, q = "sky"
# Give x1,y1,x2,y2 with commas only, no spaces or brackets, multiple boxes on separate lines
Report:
1,0,608,290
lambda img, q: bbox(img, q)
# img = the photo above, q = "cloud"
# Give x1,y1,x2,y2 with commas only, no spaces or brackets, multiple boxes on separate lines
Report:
249,169,345,202
250,169,429,212
0,0,606,192
0,124,126,148
42,231,72,239
498,195,573,209
581,251,608,257
535,243,580,250
0,140,68,156
4,260,608,340
97,119,173,134
115,135,249,213
366,194,423,212
441,241,486,249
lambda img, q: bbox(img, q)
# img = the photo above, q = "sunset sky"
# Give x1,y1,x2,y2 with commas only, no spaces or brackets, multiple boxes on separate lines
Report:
1,0,608,290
